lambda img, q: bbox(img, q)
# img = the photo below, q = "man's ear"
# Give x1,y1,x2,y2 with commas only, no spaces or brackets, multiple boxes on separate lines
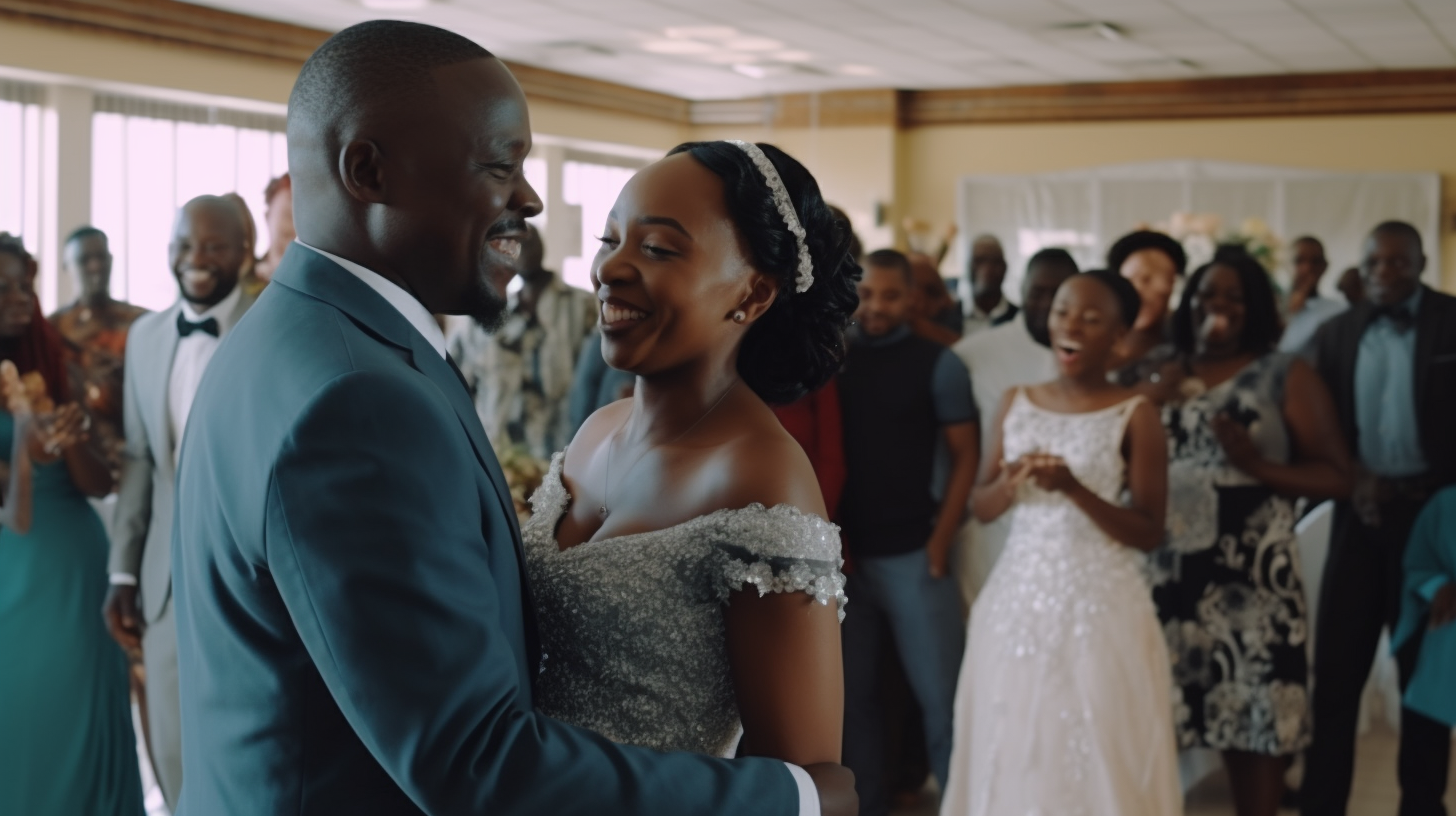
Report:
338,139,388,206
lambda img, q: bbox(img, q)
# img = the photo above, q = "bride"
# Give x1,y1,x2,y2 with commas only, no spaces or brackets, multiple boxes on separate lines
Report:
522,141,859,770
941,270,1181,815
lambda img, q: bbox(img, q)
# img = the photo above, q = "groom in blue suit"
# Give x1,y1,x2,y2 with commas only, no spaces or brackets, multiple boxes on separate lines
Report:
170,20,853,816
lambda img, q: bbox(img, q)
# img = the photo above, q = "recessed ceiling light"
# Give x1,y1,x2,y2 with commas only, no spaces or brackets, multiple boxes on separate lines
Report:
775,50,814,63
665,26,738,41
724,37,783,52
642,39,715,55
359,0,431,9
732,63,770,79
839,64,880,76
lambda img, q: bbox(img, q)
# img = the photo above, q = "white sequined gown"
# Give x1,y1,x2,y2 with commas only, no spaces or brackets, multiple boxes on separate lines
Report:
522,453,847,758
941,391,1181,816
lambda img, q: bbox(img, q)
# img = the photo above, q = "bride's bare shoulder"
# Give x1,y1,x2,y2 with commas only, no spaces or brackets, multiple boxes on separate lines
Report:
713,408,828,520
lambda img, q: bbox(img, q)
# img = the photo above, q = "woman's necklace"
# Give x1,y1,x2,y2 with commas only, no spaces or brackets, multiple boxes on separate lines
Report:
598,379,739,519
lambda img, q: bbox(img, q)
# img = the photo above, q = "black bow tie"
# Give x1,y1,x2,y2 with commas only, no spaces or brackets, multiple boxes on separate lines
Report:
177,312,220,338
1371,303,1415,332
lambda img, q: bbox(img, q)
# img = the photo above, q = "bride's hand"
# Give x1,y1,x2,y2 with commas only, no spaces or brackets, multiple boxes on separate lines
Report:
1026,453,1078,493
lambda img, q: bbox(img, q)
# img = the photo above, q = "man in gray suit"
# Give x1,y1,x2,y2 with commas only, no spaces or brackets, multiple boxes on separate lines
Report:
102,195,257,808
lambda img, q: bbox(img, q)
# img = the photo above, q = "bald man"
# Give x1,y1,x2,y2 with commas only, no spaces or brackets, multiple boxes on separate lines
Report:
169,21,853,816
103,195,257,807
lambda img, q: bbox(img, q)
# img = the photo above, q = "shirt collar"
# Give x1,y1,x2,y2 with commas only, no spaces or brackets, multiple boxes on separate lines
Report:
178,281,244,335
294,240,447,359
966,295,1012,321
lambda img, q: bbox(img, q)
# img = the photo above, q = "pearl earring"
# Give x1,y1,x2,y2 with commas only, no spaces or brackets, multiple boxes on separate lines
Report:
732,311,747,323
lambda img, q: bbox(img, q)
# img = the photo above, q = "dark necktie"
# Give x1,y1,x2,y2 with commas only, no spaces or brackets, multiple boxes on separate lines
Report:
1371,304,1414,332
177,312,220,338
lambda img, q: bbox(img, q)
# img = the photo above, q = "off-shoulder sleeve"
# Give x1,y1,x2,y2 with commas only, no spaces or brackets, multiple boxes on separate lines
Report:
704,505,847,621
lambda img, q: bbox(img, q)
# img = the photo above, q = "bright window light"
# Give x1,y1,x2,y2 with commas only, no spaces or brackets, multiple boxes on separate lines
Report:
0,99,44,271
91,111,286,311
561,160,637,292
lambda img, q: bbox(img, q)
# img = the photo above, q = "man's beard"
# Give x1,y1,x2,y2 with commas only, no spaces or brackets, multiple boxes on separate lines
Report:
465,273,509,332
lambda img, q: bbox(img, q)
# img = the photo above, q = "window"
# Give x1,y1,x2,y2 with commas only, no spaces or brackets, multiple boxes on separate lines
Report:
91,96,286,311
561,160,638,291
0,81,44,267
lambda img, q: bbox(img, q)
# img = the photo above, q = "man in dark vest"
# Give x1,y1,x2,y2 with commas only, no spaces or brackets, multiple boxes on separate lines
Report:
838,249,978,816
1303,221,1456,816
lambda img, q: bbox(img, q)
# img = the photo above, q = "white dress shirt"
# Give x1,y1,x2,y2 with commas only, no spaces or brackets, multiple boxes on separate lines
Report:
951,319,1059,605
296,241,821,816
169,283,245,465
961,296,1014,338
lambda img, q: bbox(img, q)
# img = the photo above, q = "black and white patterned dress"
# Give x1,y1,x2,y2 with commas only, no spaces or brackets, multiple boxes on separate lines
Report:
1149,353,1312,756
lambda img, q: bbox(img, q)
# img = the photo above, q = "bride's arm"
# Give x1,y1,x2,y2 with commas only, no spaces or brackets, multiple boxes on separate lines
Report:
726,591,843,766
721,434,843,767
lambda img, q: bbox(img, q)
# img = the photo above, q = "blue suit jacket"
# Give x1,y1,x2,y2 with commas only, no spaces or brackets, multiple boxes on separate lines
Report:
172,246,799,815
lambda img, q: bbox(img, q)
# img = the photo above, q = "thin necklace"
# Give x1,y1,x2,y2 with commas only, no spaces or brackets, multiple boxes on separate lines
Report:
598,379,739,519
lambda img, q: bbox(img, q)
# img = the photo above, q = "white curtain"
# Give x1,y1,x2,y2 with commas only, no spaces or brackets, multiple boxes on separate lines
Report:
956,160,1441,301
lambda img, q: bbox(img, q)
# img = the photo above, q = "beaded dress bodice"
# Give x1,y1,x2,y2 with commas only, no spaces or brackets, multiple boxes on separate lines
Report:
522,453,847,757
978,390,1154,661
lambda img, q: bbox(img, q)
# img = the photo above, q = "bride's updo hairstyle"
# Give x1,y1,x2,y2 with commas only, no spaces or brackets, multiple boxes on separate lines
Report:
667,141,860,405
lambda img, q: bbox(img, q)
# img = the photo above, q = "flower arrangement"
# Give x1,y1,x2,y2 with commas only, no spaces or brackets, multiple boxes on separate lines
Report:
497,445,549,524
1143,212,1283,275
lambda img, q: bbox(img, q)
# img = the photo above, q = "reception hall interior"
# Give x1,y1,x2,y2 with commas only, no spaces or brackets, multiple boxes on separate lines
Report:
1,1,1454,815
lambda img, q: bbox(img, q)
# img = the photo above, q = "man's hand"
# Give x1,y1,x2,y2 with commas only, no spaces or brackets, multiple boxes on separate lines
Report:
926,533,953,579
805,762,857,816
102,584,143,652
1431,583,1456,630
1352,468,1382,528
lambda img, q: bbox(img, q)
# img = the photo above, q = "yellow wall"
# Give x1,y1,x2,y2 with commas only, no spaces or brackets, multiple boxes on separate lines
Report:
692,123,900,252
902,114,1456,291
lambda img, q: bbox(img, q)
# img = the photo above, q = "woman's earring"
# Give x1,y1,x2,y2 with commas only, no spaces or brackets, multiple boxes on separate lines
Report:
732,311,747,324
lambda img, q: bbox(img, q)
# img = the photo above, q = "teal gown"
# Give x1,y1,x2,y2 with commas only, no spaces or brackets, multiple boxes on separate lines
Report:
0,411,144,814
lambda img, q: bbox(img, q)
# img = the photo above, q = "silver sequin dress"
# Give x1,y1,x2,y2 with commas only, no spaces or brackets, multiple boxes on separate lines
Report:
522,453,847,758
940,391,1181,816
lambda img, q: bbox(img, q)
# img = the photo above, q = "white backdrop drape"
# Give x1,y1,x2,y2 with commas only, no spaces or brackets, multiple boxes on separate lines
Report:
955,160,1441,300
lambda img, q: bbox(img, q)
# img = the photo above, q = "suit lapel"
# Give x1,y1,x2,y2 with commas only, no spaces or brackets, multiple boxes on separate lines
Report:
272,249,541,666
148,305,183,480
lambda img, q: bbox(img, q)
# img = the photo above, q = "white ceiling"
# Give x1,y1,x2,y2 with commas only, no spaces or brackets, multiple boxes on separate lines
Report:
183,0,1456,101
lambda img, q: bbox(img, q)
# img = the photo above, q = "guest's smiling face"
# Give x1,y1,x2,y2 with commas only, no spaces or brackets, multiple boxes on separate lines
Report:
1048,276,1127,378
170,200,247,309
1189,263,1247,357
590,152,772,376
1360,229,1424,308
0,253,35,339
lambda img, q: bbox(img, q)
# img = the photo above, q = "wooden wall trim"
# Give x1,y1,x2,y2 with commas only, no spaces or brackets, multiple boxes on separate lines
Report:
0,0,691,124
904,69,1456,126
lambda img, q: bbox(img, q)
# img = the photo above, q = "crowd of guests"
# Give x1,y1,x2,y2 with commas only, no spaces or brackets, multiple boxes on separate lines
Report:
0,159,1453,816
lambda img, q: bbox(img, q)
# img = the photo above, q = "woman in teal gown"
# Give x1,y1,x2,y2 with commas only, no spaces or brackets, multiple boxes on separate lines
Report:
0,233,143,815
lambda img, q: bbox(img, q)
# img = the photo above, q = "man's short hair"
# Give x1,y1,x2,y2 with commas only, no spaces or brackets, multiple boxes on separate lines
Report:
1370,220,1424,255
65,225,106,247
864,248,913,284
1026,247,1078,274
289,21,495,142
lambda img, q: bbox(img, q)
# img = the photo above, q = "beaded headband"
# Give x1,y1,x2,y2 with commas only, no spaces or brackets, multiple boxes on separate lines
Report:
725,140,814,293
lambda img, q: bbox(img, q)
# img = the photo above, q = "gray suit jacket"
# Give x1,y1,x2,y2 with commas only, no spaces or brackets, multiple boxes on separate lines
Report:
109,289,257,623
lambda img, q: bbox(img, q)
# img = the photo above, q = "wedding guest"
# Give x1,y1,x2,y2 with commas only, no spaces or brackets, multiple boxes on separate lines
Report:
950,247,1077,605
0,233,143,816
839,248,977,816
1336,265,1364,306
961,234,1017,337
1303,221,1456,816
908,251,961,345
1279,236,1344,353
49,226,147,475
450,224,597,458
1106,229,1186,386
102,196,257,809
1392,485,1456,731
253,173,294,283
1146,248,1352,816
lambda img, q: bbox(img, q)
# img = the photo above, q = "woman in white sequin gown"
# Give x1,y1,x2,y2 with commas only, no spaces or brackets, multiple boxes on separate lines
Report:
942,271,1182,816
525,141,862,783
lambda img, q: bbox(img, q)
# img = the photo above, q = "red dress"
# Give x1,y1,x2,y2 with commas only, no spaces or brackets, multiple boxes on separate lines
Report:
771,381,847,549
